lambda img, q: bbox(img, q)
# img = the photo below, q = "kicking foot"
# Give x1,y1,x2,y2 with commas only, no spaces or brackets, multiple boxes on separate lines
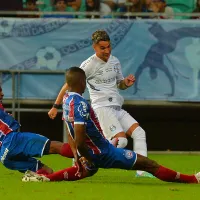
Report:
136,171,155,178
22,170,50,182
195,172,200,183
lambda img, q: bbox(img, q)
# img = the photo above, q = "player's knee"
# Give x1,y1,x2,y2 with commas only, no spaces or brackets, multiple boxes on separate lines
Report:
132,126,146,140
49,141,63,154
149,159,159,168
116,137,128,148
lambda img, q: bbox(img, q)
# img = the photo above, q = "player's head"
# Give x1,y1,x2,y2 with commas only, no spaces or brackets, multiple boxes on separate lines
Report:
92,30,111,62
0,86,4,102
66,67,86,94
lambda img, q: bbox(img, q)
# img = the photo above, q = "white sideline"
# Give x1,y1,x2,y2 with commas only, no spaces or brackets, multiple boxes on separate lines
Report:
148,151,200,155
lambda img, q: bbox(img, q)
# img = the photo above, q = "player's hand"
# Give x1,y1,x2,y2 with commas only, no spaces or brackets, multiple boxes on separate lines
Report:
124,74,135,87
109,137,119,147
48,108,58,119
74,156,83,177
79,157,98,177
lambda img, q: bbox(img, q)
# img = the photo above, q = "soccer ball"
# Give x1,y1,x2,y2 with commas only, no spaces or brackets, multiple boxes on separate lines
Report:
35,46,61,70
0,19,14,37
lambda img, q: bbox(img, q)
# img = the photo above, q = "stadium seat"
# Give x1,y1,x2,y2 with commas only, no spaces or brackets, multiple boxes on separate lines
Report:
166,0,196,19
36,0,53,11
166,0,195,10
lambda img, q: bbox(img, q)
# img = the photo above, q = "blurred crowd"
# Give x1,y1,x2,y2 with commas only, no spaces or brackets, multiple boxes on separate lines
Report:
0,0,199,19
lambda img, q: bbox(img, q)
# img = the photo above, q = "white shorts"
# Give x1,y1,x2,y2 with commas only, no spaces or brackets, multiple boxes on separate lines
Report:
94,106,138,140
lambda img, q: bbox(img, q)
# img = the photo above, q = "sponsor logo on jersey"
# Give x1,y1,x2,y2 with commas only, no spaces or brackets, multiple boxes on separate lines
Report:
78,101,89,119
124,150,134,159
63,171,69,180
108,97,112,102
110,125,116,132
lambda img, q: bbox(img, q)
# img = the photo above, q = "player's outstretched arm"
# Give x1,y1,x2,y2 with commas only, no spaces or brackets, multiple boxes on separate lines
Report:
48,83,69,119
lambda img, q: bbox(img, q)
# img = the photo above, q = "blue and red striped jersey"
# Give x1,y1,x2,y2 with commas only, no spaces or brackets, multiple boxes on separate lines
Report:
0,104,20,136
63,92,109,155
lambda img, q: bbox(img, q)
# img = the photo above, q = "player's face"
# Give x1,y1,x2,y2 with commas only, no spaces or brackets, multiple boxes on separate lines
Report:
0,87,4,101
93,41,111,62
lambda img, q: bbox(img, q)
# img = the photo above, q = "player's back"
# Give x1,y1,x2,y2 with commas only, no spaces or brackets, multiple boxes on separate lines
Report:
62,92,110,154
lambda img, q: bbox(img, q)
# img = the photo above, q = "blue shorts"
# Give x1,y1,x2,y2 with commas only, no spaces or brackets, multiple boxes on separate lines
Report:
91,143,137,169
0,132,50,172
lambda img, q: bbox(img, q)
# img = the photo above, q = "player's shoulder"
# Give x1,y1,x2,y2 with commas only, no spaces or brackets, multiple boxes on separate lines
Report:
71,93,88,104
109,55,120,65
80,54,97,69
72,94,90,111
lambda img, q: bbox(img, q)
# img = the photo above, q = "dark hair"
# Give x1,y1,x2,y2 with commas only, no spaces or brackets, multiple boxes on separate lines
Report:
92,30,110,44
67,66,85,74
66,66,86,86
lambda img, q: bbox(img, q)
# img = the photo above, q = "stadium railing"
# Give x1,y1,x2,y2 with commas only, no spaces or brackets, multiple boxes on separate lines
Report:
0,10,200,18
0,69,68,142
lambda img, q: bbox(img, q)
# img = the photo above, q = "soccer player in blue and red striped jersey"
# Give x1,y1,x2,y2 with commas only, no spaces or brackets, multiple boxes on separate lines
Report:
0,86,73,174
23,67,200,184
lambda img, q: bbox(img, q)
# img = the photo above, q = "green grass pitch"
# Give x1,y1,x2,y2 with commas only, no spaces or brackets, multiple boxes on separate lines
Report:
0,154,200,200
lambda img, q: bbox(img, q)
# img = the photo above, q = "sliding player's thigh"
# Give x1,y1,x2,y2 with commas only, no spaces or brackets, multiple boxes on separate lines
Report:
1,132,49,159
98,144,137,169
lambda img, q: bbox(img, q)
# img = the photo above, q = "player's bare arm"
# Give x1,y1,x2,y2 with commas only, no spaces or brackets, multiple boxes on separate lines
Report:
74,124,92,163
74,123,98,176
118,74,136,90
66,126,77,158
48,83,69,119
66,126,84,176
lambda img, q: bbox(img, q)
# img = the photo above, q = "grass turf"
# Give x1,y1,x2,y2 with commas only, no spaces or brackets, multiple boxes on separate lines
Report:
0,154,200,200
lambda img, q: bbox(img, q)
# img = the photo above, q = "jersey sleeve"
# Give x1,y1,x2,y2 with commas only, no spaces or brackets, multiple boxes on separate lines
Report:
80,59,93,78
73,98,89,125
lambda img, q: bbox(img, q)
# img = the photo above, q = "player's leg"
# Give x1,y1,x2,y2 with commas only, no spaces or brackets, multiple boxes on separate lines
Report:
22,163,98,182
48,141,74,158
9,131,73,158
94,106,128,148
132,154,198,183
0,132,53,173
103,145,199,184
3,157,53,173
119,109,150,177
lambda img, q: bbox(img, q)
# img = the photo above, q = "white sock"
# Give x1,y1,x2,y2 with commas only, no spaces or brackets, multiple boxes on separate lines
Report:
131,126,147,175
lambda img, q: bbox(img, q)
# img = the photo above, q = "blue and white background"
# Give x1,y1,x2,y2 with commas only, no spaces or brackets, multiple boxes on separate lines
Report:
1,18,200,101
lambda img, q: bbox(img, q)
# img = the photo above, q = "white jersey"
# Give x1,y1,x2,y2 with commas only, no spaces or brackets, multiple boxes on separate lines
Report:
80,54,124,109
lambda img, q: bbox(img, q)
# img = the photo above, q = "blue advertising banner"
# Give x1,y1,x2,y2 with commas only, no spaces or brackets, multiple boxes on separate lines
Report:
1,18,200,101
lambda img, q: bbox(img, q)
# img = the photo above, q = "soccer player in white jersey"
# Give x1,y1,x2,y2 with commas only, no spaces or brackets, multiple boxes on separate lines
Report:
48,29,152,177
